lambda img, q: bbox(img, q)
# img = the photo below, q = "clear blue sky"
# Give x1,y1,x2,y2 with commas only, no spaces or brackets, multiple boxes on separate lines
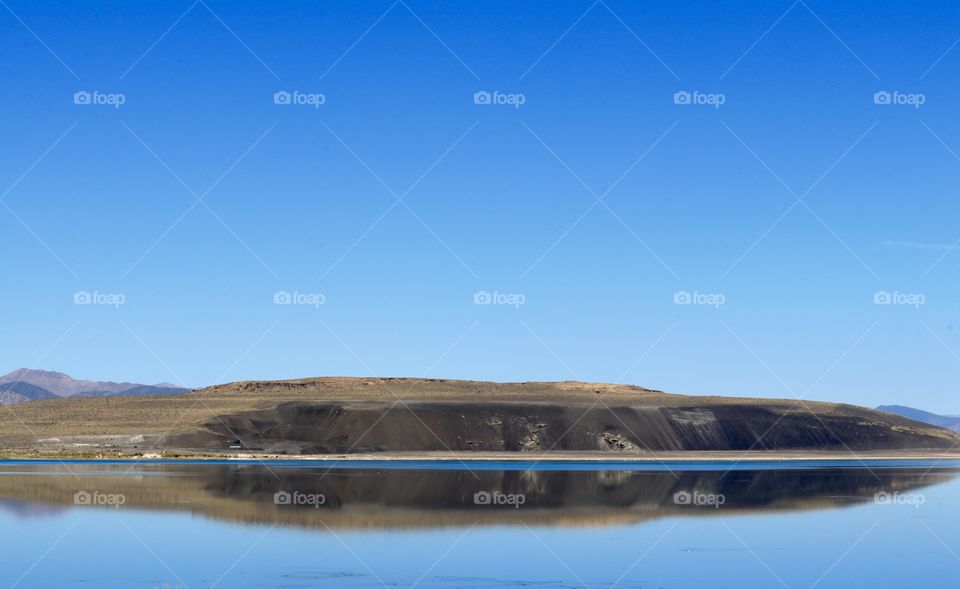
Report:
2,0,959,411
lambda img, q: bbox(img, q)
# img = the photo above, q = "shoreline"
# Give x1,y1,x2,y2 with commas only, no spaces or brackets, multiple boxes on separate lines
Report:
5,449,960,465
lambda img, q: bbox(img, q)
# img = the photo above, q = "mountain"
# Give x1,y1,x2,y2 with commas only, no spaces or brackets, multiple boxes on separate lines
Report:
0,369,189,405
72,384,188,398
0,382,59,406
0,368,140,396
876,405,960,432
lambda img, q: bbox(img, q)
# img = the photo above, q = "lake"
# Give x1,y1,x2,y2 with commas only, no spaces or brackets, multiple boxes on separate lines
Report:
0,459,957,588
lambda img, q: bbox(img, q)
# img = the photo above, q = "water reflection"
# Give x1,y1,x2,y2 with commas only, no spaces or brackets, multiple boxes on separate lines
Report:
0,461,953,529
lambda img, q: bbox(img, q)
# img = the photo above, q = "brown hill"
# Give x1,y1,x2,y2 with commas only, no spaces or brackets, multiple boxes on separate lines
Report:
0,377,956,458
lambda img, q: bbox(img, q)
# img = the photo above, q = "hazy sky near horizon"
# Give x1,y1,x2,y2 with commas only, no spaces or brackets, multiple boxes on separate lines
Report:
2,0,960,411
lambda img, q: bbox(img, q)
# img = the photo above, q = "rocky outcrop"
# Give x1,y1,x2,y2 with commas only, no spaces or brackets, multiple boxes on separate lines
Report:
164,398,960,455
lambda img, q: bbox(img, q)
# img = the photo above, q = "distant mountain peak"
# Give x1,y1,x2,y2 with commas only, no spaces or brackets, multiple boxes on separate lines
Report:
0,368,189,404
876,405,960,432
3,368,68,379
0,368,133,396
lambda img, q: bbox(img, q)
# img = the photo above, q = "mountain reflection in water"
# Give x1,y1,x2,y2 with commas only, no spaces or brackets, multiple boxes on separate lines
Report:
0,461,953,529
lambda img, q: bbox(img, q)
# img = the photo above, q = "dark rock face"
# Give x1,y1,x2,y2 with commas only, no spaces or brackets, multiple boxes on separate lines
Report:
166,400,960,454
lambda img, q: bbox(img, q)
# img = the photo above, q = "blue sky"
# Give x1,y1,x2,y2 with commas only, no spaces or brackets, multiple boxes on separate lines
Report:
2,0,959,411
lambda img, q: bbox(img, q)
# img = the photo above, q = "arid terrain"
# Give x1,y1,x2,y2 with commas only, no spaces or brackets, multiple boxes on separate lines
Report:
0,377,957,459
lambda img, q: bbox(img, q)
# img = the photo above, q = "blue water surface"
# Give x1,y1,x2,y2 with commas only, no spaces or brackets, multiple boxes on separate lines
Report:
0,460,955,588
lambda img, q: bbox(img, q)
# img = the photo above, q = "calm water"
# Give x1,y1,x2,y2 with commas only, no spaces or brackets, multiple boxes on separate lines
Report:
0,460,958,588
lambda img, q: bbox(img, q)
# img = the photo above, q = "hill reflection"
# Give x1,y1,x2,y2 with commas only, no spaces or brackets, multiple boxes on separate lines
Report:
0,462,952,529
